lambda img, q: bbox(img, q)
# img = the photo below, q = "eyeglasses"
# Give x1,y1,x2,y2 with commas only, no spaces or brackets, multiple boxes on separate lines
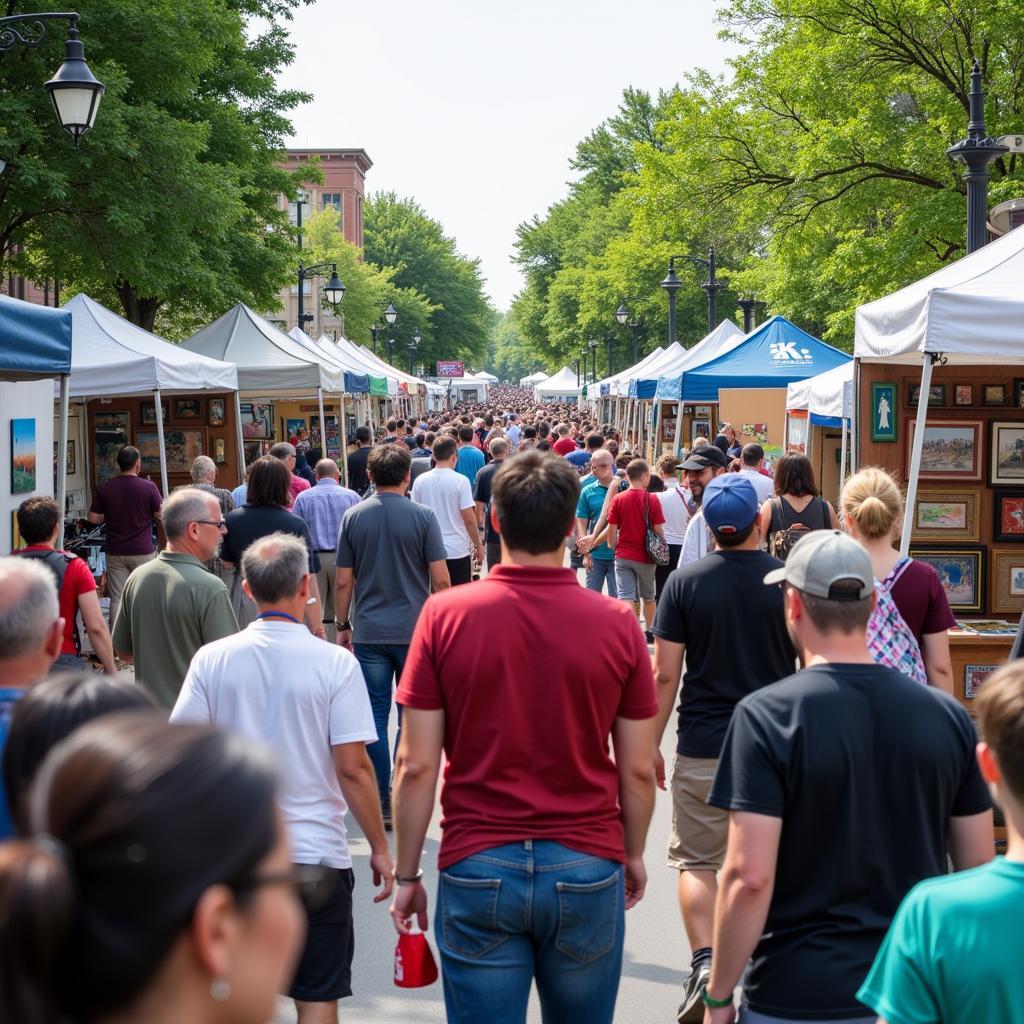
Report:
233,863,335,914
194,519,228,530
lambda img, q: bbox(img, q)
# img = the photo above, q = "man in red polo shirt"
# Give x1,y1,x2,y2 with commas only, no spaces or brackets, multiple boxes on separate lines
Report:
389,450,657,1024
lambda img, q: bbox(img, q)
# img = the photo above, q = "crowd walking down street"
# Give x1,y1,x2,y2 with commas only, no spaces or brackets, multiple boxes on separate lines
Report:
0,395,1021,1024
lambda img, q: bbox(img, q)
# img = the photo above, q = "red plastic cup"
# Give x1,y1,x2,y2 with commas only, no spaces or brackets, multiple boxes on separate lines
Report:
394,932,439,988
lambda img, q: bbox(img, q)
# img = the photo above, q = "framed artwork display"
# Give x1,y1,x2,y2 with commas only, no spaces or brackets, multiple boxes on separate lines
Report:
208,398,226,427
285,418,306,439
11,418,37,494
904,419,983,481
908,545,986,614
140,402,167,425
908,383,945,407
954,384,974,407
870,382,897,442
53,439,76,476
137,428,205,474
694,405,713,419
989,421,1024,485
964,663,1000,700
984,384,1008,406
174,398,203,419
992,489,1024,542
1014,379,1024,408
310,414,341,457
912,489,980,542
991,550,1024,615
692,419,710,441
93,411,130,485
214,437,227,464
240,402,274,439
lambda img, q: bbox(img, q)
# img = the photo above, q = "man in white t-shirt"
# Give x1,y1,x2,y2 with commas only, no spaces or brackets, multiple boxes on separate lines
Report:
410,435,483,586
171,532,393,1024
678,446,729,568
738,442,775,504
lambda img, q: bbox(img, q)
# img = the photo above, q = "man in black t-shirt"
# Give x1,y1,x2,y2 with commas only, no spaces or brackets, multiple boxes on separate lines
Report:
652,475,796,1023
347,426,373,495
473,437,508,571
703,530,994,1024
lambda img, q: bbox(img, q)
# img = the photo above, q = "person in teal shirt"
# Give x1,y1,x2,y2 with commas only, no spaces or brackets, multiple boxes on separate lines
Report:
455,426,485,487
575,450,625,597
858,662,1024,1024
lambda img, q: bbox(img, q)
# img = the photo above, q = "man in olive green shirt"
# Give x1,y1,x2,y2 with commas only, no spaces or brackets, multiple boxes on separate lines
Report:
113,488,237,706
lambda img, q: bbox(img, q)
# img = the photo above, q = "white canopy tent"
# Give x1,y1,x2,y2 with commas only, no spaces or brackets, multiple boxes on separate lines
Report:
474,370,499,383
854,224,1024,553
61,294,240,496
592,346,665,400
520,370,549,386
786,359,854,490
445,371,489,404
534,365,582,402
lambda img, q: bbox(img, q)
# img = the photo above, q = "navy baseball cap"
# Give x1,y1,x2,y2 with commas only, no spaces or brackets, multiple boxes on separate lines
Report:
702,475,759,535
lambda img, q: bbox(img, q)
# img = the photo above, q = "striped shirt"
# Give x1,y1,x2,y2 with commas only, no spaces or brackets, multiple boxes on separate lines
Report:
291,478,361,551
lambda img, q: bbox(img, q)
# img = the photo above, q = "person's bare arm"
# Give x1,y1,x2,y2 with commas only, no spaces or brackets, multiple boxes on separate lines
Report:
612,715,657,909
333,741,393,902
390,707,445,934
921,631,954,695
334,566,354,650
429,559,451,592
948,810,995,870
652,637,684,790
78,589,116,674
827,501,840,529
304,572,325,639
704,812,783,1021
475,500,487,531
459,506,484,561
87,511,104,525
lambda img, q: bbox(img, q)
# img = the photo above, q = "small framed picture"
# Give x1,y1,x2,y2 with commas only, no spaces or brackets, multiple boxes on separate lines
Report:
908,383,945,407
1014,379,1024,407
991,550,1024,614
964,664,1000,700
905,419,983,481
174,398,203,420
214,437,227,464
990,421,1024,486
140,402,167,425
870,382,897,442
993,489,1024,542
908,545,986,614
954,384,974,407
984,384,1008,406
912,489,980,542
209,398,226,427
54,440,76,476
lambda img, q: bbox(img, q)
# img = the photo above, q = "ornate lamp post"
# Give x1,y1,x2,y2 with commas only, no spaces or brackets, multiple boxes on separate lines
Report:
407,331,420,375
588,337,599,384
369,324,380,354
662,250,721,340
615,302,642,363
384,302,398,363
296,262,344,330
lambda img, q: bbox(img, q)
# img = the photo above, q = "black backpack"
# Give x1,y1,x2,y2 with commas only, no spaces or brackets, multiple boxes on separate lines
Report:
14,548,81,654
768,497,830,562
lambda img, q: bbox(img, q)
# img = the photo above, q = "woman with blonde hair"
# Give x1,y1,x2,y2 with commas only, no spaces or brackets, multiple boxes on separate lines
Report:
841,467,955,693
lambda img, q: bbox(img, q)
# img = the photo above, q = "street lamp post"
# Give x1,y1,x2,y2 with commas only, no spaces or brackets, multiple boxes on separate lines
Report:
588,337,599,385
0,13,105,145
947,58,1009,255
384,302,398,364
407,332,420,375
296,262,345,331
663,250,722,340
369,324,380,355
615,302,642,364
737,297,766,333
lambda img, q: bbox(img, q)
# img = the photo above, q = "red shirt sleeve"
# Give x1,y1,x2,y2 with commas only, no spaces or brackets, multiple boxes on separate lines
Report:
606,493,622,525
69,555,97,598
617,618,659,719
396,599,444,710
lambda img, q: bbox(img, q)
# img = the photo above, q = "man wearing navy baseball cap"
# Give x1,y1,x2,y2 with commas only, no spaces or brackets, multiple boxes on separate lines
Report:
651,474,797,1022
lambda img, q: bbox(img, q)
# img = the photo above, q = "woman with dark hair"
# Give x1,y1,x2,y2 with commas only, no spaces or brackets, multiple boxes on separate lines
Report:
759,452,840,559
0,713,306,1024
2,671,156,836
220,457,323,632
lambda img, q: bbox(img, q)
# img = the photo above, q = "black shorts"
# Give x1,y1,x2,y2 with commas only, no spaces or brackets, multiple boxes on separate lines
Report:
446,555,473,586
288,866,356,1002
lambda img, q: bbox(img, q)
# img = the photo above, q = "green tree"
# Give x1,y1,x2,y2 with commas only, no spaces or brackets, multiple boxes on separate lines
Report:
363,192,493,367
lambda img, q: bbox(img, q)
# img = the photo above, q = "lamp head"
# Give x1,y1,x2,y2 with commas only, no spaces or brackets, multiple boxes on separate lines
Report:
615,303,630,325
322,269,345,305
45,25,105,148
660,266,683,294
384,302,398,326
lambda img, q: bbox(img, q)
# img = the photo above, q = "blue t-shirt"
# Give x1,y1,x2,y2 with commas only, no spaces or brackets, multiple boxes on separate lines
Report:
858,857,1024,1024
0,688,26,838
455,445,485,487
576,481,615,560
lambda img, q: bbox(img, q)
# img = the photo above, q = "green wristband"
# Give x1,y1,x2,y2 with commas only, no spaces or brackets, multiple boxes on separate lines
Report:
700,986,733,1009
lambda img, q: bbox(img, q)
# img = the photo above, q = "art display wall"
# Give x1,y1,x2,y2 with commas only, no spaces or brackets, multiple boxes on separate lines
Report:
1,380,54,553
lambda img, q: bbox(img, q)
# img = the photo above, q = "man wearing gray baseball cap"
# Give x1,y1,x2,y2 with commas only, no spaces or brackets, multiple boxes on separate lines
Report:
700,530,994,1024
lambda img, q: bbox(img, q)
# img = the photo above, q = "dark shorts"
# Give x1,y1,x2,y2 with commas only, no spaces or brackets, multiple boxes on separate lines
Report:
447,555,473,586
289,866,356,1003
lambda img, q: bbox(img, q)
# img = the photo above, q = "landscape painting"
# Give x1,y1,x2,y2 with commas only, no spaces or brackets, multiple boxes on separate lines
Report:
910,546,985,614
990,421,1024,485
11,418,36,494
913,489,979,541
905,420,982,481
137,429,205,474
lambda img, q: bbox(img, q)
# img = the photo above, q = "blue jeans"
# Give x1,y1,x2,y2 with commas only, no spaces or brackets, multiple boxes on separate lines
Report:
352,643,409,811
585,557,617,598
436,841,625,1024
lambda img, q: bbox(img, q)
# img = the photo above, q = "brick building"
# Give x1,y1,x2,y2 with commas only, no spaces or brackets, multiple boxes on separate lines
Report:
270,147,373,338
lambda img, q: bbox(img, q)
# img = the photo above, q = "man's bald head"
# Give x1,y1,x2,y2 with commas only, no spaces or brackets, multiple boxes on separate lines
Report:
316,459,340,480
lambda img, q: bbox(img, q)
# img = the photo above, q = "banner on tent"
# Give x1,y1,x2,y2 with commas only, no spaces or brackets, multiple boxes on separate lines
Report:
437,360,465,377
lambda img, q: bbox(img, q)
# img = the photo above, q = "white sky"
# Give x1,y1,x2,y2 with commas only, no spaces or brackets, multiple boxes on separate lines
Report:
279,0,735,311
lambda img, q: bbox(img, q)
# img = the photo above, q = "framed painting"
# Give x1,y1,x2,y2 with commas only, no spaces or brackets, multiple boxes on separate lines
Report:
11,418,37,494
285,418,306,439
984,384,1008,406
137,428,205,474
140,402,167,426
870,382,897,442
964,663,1001,700
908,545,986,614
208,398,226,427
992,489,1024,542
989,421,1024,485
174,398,203,420
239,402,274,440
53,439,76,476
954,384,974,407
94,411,130,486
991,550,1024,615
908,383,946,407
214,437,227,464
912,489,980,542
904,419,983,481
692,419,710,441
1014,379,1024,408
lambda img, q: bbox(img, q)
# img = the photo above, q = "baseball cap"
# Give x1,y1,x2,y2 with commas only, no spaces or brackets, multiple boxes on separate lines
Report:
702,475,759,535
763,530,874,600
678,446,729,471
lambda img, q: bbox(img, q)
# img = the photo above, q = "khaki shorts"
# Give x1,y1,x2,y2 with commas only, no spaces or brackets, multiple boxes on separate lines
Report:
667,754,728,872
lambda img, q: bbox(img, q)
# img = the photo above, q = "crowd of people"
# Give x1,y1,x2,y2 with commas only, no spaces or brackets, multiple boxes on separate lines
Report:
0,393,1021,1024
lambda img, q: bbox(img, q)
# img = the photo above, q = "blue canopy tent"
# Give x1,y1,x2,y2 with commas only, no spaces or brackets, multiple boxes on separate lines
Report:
679,315,850,401
0,295,74,545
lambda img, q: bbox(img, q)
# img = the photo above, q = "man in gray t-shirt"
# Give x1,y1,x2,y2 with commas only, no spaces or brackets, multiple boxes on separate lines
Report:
335,443,450,823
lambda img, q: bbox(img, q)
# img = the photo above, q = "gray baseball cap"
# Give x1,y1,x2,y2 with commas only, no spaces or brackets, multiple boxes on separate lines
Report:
763,530,874,600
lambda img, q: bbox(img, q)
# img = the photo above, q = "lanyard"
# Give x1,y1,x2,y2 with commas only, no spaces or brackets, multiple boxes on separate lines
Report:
256,611,301,624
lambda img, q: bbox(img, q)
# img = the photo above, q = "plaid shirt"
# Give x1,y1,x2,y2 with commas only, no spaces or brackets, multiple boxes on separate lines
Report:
291,478,361,551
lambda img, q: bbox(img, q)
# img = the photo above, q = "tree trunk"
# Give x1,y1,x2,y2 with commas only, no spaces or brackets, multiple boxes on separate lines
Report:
116,282,161,332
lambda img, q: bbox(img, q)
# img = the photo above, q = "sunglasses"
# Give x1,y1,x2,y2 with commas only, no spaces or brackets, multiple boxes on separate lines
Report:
233,863,336,914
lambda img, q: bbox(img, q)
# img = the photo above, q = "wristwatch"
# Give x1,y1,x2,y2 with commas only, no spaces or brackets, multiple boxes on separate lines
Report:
700,985,732,1009
395,868,424,886
334,619,352,631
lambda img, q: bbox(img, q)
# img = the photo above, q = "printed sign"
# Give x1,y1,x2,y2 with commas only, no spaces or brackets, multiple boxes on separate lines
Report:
436,360,465,377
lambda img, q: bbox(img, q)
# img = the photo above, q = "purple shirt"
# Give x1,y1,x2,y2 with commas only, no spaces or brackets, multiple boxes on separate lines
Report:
291,478,361,551
89,474,163,555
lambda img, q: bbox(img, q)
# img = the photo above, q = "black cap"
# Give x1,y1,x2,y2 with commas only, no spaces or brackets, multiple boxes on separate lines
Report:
678,446,730,471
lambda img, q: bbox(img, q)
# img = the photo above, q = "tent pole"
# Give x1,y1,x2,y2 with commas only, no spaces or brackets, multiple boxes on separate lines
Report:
56,374,70,548
673,399,684,457
839,419,849,496
851,359,861,474
900,354,935,557
153,389,169,498
232,391,246,488
316,385,326,459
339,393,348,486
